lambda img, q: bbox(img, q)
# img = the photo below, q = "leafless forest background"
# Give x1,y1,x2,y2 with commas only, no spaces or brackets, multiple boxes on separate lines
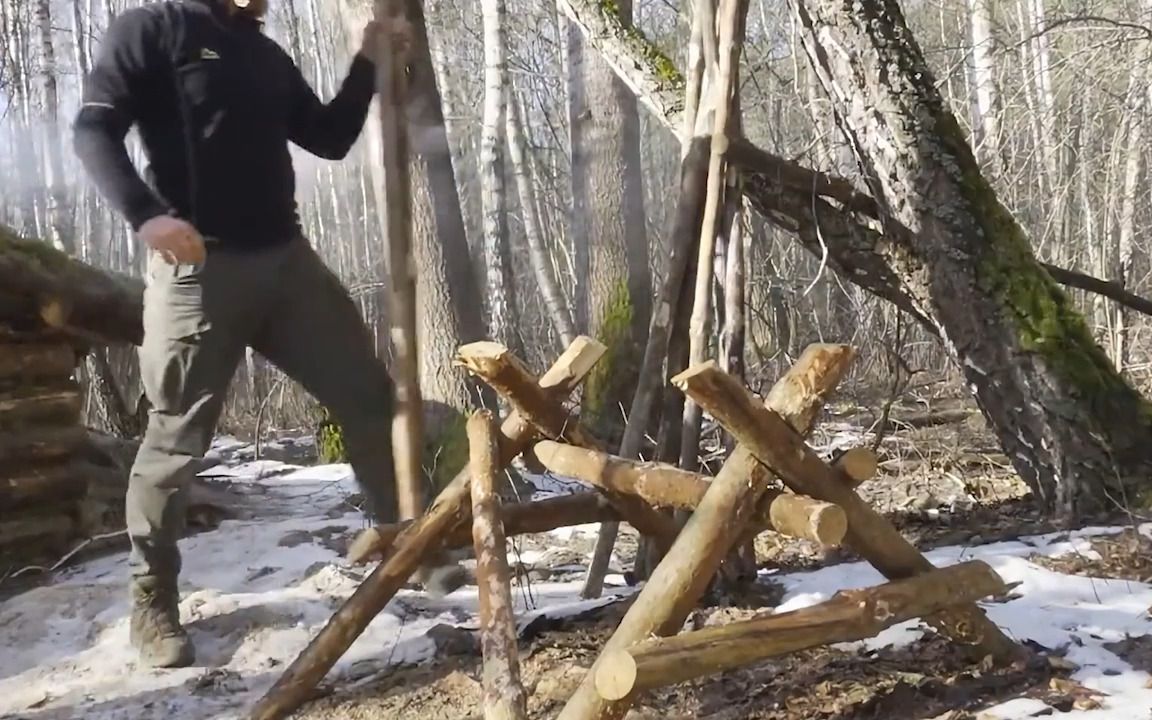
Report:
2,0,1149,445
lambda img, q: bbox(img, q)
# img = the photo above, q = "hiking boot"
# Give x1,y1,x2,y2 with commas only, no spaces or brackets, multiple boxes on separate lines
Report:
129,576,195,668
416,561,472,599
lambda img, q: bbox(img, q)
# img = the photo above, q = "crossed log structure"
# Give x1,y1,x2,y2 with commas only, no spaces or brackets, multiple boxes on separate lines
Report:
249,338,1020,720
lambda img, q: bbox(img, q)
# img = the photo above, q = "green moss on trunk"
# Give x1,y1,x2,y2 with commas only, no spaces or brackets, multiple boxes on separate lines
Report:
314,407,347,464
583,279,637,437
423,409,469,494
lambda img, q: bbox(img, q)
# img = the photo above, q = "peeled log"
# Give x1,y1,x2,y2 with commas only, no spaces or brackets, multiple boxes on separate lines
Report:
0,224,144,346
455,342,680,553
557,343,856,720
0,341,78,382
594,560,1008,700
0,425,88,467
677,360,1019,663
469,411,529,720
0,386,83,430
530,441,846,546
250,337,606,720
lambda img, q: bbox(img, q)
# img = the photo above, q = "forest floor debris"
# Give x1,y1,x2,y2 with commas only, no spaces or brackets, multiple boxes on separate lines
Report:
1,415,1151,719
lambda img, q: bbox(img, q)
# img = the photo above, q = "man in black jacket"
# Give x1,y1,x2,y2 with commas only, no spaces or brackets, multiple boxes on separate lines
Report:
74,0,464,669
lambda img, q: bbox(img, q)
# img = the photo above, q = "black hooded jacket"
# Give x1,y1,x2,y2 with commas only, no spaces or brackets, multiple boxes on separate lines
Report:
73,0,376,249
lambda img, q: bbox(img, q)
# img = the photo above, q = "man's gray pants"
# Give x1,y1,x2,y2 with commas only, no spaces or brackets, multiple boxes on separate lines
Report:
127,236,398,581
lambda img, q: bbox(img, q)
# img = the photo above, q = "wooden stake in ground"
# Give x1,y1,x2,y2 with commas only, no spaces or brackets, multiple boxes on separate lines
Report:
557,343,856,720
468,411,528,720
675,360,1021,663
372,0,423,520
594,560,1008,700
249,337,606,720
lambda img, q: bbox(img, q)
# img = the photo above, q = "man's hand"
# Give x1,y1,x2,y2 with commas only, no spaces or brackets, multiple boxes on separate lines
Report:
361,15,413,62
139,215,206,265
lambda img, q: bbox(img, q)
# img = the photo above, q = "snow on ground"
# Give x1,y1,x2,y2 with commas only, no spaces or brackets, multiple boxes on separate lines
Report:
1,438,1151,719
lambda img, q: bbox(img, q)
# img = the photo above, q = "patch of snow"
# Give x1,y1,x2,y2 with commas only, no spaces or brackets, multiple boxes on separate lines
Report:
3,444,1151,719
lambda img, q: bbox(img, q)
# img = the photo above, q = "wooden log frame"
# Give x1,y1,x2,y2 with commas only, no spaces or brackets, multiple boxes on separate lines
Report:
249,336,606,720
454,342,681,554
556,343,856,720
349,448,849,565
468,411,529,720
0,460,96,509
594,559,1009,701
0,425,88,468
674,360,1021,664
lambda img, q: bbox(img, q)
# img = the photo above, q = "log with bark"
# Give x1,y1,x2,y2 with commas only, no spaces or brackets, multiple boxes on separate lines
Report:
556,343,855,720
0,224,143,346
530,441,846,546
0,461,97,509
0,425,88,468
676,360,1020,664
468,410,528,720
0,338,79,383
249,337,606,720
454,342,680,553
594,560,1008,701
0,385,84,430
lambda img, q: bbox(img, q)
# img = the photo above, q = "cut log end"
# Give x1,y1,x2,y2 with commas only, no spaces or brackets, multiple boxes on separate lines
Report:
594,650,639,702
835,447,878,487
766,493,847,548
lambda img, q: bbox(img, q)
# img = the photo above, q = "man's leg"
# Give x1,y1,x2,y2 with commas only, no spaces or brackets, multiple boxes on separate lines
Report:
127,252,249,668
252,238,468,596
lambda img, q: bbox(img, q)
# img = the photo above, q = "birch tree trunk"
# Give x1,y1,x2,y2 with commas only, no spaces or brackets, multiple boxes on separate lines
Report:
480,0,520,353
788,0,1152,517
965,0,1001,174
507,90,576,348
35,0,71,251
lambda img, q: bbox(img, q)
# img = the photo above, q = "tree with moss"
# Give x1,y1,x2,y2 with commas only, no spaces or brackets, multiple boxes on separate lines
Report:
784,0,1152,517
567,0,651,443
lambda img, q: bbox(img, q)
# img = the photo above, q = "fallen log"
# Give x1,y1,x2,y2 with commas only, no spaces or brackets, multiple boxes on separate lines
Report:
469,411,528,720
557,343,856,720
675,360,1020,663
0,224,144,346
0,511,76,551
594,559,1008,700
530,441,846,546
249,337,606,720
455,342,680,554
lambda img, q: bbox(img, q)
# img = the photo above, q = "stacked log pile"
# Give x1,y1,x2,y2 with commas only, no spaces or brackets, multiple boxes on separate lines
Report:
0,224,143,566
0,329,92,563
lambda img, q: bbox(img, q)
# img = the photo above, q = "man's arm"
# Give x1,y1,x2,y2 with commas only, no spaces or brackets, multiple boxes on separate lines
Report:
286,52,376,161
72,6,173,230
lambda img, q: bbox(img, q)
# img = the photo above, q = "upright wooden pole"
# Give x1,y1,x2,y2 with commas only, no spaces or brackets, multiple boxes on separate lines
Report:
469,411,528,720
372,0,423,519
